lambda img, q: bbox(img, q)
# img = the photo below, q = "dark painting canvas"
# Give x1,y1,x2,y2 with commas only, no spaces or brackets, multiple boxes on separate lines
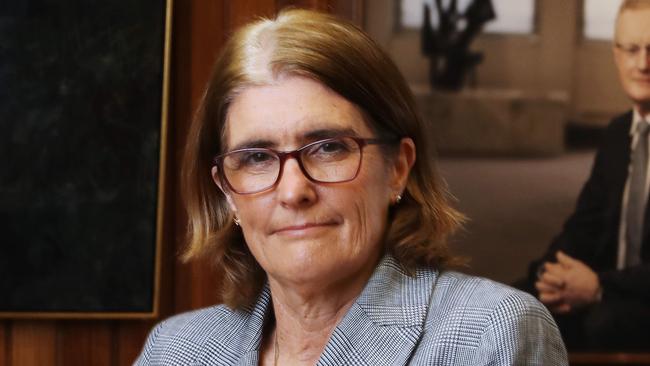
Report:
0,0,167,315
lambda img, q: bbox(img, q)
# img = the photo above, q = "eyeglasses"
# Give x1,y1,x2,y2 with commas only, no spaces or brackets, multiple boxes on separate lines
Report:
615,42,650,58
213,136,398,195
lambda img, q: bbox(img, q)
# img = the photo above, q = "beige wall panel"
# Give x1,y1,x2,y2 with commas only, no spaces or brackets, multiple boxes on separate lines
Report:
573,41,630,125
366,0,632,126
472,36,543,90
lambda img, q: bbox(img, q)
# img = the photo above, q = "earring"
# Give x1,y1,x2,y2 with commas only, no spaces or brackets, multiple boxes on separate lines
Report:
233,217,241,226
395,194,402,204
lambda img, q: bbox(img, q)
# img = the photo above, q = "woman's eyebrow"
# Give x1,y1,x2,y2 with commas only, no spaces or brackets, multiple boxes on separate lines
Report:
303,128,358,141
229,139,276,151
228,128,359,151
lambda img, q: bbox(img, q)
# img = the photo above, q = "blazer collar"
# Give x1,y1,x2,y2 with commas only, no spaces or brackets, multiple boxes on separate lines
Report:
317,255,438,365
630,108,650,137
214,255,438,366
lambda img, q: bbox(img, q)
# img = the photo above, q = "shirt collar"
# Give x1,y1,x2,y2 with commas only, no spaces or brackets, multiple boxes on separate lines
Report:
631,108,650,136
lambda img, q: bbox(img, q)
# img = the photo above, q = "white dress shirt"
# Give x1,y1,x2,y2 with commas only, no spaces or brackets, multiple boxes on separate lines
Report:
617,109,650,269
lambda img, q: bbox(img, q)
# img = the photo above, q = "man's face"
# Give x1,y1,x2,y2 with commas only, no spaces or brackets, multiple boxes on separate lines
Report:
614,8,650,114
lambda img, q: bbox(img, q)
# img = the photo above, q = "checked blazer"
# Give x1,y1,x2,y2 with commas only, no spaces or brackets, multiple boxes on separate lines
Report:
135,256,568,365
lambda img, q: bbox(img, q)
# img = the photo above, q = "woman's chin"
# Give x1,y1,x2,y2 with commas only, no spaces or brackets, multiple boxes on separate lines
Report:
269,254,350,286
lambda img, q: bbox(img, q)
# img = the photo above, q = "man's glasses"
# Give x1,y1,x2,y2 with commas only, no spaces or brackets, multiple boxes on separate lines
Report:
615,42,650,58
213,136,398,195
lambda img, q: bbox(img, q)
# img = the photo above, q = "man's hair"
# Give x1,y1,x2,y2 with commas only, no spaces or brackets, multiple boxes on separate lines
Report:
619,0,650,12
181,9,465,309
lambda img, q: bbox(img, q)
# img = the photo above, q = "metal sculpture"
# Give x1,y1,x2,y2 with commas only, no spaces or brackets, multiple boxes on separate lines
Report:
421,0,496,91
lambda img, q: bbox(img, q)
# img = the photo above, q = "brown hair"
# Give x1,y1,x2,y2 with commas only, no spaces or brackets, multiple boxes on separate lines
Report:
182,9,464,309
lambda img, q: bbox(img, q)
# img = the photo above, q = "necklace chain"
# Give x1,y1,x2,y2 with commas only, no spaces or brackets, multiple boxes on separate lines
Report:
273,331,279,366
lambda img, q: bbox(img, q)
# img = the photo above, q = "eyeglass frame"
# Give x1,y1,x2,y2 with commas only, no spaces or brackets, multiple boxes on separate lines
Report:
212,136,400,195
614,42,650,58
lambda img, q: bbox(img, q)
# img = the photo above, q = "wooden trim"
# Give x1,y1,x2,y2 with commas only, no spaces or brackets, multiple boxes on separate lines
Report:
56,322,112,366
570,352,650,365
10,322,56,366
0,322,7,366
0,312,158,321
115,321,154,365
227,0,277,29
334,0,365,23
170,0,229,314
150,0,174,321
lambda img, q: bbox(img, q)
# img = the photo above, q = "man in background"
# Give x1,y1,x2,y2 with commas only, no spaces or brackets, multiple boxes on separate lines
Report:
522,0,650,351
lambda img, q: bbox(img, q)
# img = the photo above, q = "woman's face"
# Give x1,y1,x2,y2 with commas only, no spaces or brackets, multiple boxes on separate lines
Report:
215,76,412,288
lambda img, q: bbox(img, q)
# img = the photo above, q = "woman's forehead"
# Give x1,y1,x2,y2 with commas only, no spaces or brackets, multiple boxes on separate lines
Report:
223,77,372,150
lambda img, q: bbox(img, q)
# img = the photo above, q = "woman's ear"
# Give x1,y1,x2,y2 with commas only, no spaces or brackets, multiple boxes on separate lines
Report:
211,166,238,213
390,137,416,196
211,166,223,191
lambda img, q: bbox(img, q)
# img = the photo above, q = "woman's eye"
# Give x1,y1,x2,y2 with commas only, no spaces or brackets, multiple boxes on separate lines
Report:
239,151,274,166
251,152,272,162
305,139,355,163
316,140,350,154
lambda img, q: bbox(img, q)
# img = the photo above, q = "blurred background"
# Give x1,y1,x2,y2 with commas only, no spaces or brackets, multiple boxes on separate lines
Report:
369,0,627,286
0,1,635,365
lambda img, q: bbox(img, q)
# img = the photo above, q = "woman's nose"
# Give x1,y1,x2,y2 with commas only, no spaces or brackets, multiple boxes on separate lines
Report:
275,157,318,208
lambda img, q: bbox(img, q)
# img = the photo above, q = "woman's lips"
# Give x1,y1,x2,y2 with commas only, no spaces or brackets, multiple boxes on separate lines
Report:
272,222,338,235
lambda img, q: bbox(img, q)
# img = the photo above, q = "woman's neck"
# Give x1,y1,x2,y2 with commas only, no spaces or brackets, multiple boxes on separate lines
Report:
271,295,353,365
263,260,378,365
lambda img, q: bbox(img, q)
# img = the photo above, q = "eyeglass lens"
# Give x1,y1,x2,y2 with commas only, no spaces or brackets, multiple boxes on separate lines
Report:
221,137,362,194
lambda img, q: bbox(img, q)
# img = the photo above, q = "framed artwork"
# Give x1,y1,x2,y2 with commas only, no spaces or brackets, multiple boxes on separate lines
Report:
0,0,171,318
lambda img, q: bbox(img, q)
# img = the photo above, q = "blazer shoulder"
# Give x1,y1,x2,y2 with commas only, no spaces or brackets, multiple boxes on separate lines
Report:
152,304,235,342
606,111,633,134
432,271,543,311
134,304,247,365
416,272,567,365
427,271,555,337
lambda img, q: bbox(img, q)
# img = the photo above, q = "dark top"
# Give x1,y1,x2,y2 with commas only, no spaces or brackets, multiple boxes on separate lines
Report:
525,111,650,304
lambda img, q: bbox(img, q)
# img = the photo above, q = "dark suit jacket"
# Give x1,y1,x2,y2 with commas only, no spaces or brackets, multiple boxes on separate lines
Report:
526,111,650,304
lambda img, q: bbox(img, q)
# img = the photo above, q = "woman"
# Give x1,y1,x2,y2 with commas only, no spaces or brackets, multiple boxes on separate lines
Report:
136,9,567,366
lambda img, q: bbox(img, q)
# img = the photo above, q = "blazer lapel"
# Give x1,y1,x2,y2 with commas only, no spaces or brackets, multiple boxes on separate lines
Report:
194,286,272,366
643,183,650,260
317,256,437,366
197,257,437,366
612,112,650,260
594,112,632,262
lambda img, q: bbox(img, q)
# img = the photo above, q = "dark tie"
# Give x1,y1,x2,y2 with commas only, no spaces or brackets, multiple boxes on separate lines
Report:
626,120,650,267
